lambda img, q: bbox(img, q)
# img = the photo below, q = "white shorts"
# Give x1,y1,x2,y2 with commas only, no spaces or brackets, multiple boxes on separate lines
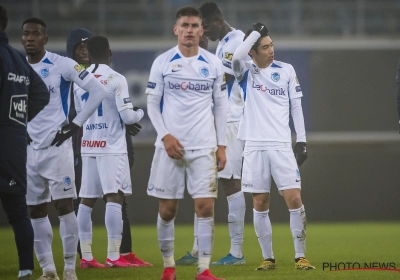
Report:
26,139,77,205
218,122,244,179
147,148,218,199
79,154,132,198
241,149,301,193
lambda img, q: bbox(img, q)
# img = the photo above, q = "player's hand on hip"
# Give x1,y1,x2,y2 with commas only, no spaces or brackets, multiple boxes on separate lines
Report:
126,123,142,136
51,123,79,147
294,142,307,166
163,134,184,160
216,145,227,171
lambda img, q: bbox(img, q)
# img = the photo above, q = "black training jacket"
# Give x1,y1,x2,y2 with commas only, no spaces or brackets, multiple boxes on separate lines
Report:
0,31,49,195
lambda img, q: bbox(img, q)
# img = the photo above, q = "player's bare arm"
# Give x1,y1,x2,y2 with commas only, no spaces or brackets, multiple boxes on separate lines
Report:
162,134,184,160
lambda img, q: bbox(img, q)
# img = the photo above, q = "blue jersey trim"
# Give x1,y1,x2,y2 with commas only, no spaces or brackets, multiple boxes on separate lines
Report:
42,58,53,65
224,36,229,42
198,55,208,64
81,92,89,101
60,76,71,117
170,53,181,62
271,63,282,68
238,70,249,102
227,77,235,98
160,90,164,113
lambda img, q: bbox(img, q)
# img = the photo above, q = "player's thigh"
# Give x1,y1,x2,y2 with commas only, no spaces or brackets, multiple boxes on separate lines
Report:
269,149,301,191
218,122,244,180
80,156,102,198
26,145,51,205
241,149,272,193
98,154,132,196
41,142,77,201
147,148,185,199
186,148,218,199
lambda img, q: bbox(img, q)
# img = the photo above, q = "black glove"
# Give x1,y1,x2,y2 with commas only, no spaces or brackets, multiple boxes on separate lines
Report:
253,22,268,37
133,106,140,111
51,123,79,147
294,142,307,166
126,123,142,136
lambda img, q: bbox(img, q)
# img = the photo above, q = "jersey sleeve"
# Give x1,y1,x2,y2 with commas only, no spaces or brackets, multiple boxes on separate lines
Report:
114,74,134,112
288,65,303,100
145,57,164,96
221,38,242,75
233,31,259,82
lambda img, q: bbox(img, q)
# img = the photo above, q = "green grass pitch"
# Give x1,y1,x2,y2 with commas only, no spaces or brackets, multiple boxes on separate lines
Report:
0,222,399,280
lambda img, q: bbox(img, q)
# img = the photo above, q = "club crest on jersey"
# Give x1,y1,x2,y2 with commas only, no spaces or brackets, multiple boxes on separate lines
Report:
199,67,209,78
64,176,71,186
40,68,49,78
271,72,280,82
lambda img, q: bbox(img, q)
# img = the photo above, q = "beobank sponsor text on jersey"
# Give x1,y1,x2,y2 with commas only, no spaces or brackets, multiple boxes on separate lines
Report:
168,81,211,91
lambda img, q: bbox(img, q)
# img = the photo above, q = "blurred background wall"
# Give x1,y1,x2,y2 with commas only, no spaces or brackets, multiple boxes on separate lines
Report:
1,0,399,225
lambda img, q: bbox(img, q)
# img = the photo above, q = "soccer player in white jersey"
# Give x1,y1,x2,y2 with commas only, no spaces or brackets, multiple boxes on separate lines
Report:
232,23,315,271
21,18,107,280
146,6,227,280
73,36,144,269
176,2,247,266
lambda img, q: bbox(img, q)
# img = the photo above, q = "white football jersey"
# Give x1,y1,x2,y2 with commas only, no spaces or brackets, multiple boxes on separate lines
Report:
236,60,303,142
216,29,247,122
146,46,226,150
27,51,93,149
75,64,133,155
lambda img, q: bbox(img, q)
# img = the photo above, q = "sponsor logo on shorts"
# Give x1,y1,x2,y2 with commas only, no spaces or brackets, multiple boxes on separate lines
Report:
82,140,107,148
79,70,89,80
64,176,71,186
155,187,164,193
147,184,154,191
242,183,253,188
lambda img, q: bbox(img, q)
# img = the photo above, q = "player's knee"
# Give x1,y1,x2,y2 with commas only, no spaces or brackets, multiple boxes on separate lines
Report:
54,198,74,216
287,196,302,209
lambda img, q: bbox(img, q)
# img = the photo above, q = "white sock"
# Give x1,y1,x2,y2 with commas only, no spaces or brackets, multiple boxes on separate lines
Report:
105,202,123,261
31,216,56,272
253,209,274,260
192,213,198,257
18,270,32,277
197,217,214,274
157,213,175,267
290,205,306,259
227,191,245,258
59,212,79,270
77,204,93,261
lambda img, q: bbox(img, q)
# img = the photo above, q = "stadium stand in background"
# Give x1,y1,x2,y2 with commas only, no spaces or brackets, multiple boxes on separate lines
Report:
3,0,400,39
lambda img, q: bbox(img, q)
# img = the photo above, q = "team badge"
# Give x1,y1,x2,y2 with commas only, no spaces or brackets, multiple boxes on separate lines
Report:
271,72,280,82
147,184,155,191
74,64,83,72
63,176,71,186
40,68,49,78
199,67,209,78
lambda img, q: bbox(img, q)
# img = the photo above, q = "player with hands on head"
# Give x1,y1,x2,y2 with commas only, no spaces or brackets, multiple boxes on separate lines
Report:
146,6,227,280
21,17,107,280
176,1,249,267
73,36,144,269
231,22,314,271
